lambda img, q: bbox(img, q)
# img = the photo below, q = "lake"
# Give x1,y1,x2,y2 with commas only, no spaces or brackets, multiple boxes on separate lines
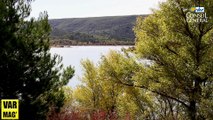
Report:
50,46,130,88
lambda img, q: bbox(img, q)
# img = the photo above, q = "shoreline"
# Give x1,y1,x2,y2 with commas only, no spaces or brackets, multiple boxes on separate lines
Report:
51,44,134,48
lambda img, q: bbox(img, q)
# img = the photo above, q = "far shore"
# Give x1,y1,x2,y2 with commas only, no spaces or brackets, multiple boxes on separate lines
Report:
51,44,134,48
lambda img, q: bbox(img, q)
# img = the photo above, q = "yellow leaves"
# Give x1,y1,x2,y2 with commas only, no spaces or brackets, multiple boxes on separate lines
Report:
73,86,93,107
68,0,213,119
62,86,73,102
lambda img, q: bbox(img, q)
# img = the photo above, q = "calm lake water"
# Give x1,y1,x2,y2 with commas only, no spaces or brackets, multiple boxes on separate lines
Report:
50,46,130,88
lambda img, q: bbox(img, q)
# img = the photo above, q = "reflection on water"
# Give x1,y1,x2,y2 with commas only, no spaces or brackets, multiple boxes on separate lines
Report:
50,46,129,88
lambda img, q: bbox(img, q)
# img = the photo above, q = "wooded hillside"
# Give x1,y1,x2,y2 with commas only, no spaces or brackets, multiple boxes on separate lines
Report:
49,15,148,46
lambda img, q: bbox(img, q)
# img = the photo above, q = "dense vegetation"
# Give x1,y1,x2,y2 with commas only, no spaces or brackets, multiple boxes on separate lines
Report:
50,0,213,120
49,15,148,46
0,0,74,120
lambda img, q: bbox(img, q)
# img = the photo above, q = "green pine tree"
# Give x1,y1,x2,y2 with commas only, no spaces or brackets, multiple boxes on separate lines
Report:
0,0,74,119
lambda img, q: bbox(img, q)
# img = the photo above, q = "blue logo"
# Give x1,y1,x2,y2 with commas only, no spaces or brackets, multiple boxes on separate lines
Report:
190,7,205,13
195,7,205,13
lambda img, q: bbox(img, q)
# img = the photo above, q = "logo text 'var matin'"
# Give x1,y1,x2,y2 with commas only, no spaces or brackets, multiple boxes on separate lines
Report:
1,99,19,119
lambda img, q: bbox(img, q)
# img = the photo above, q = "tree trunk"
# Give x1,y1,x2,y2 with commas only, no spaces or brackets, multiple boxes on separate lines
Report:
189,100,196,120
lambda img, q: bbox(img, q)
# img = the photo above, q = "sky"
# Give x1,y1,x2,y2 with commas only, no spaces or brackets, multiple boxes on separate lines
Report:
30,0,166,19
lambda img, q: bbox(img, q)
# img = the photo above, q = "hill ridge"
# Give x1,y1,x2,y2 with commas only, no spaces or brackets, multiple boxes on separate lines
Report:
49,15,148,46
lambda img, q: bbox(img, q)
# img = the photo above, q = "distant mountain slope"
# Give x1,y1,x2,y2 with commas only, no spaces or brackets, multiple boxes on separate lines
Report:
49,15,148,45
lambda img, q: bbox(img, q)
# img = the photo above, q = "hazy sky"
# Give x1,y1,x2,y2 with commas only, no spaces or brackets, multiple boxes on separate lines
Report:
30,0,166,19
